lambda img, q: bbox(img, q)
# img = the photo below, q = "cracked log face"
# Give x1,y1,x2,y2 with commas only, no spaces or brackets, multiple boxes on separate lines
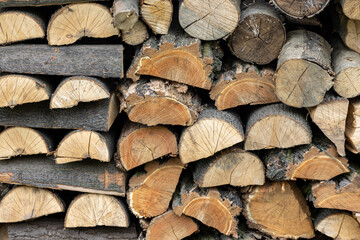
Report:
65,193,129,228
127,158,183,218
244,103,312,150
112,0,139,30
341,0,360,20
272,0,330,18
116,121,177,171
179,106,244,164
0,186,64,223
242,181,315,239
50,76,111,109
0,127,54,160
140,0,172,35
47,3,119,45
345,98,360,153
0,74,51,108
0,11,45,44
179,0,240,40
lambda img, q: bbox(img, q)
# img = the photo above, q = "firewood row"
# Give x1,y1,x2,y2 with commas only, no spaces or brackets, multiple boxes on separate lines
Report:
0,0,360,239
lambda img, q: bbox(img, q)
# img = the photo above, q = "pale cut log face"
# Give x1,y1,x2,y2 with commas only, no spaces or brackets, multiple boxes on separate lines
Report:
272,0,330,18
0,11,45,44
0,75,50,108
335,68,360,98
141,0,172,34
316,212,360,239
65,194,129,228
121,20,149,46
0,186,64,223
346,19,360,53
47,3,119,45
342,0,360,20
0,127,50,159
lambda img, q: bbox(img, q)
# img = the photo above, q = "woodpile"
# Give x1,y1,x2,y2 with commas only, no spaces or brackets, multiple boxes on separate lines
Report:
1,0,360,239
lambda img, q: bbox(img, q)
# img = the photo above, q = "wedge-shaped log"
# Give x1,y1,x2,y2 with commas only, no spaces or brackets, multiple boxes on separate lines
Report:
0,11,45,45
0,44,123,78
0,0,109,7
210,61,278,110
118,79,201,126
341,0,360,20
0,127,54,160
275,30,333,108
113,0,139,30
242,181,315,239
0,94,119,131
193,147,265,187
128,158,183,218
0,186,64,223
47,3,119,45
0,156,126,196
315,209,360,240
228,2,285,65
0,74,52,108
55,130,114,164
272,0,330,18
65,193,129,228
146,210,198,240
179,0,240,40
115,121,177,171
172,177,242,237
244,103,312,150
346,97,360,153
179,106,244,164
335,8,360,54
140,0,172,34
126,31,222,89
121,20,149,46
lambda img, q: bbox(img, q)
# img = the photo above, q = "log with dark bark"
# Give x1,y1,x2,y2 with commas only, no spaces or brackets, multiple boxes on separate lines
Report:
140,0,173,35
179,106,244,164
275,30,333,108
178,0,240,41
0,156,126,196
341,0,360,20
272,0,330,19
121,20,149,46
210,61,278,110
0,186,64,223
65,193,129,228
47,3,119,46
346,97,360,153
115,120,177,171
112,0,139,30
244,103,312,150
0,11,45,45
126,29,223,89
0,94,119,131
0,0,109,7
0,44,124,78
242,181,315,239
118,79,201,126
228,1,285,65
127,158,183,218
193,147,265,187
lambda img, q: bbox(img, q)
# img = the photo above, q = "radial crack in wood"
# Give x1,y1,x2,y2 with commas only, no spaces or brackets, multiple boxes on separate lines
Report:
140,0,173,35
113,0,139,30
272,0,330,19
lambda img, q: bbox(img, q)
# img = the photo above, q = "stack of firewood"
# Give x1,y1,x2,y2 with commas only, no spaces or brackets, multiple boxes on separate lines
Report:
0,0,359,239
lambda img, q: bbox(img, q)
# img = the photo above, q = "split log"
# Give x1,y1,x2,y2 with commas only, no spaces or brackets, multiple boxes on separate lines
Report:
272,0,330,19
0,127,55,160
7,218,137,240
118,79,201,126
140,0,173,35
146,210,198,240
55,130,115,164
126,31,222,89
128,158,183,218
346,97,360,153
0,44,124,78
0,75,52,108
193,147,265,187
112,0,139,30
244,103,312,150
179,106,244,164
275,30,333,108
0,186,64,223
0,94,119,131
0,0,109,7
308,93,349,156
115,121,177,171
0,11,45,45
228,2,285,65
315,209,360,240
332,37,360,98
0,156,126,196
50,76,111,109
172,177,242,237
178,0,240,40
65,193,129,228
47,3,119,45
264,138,349,181
341,0,360,20
209,61,278,110
242,181,315,239
121,20,149,46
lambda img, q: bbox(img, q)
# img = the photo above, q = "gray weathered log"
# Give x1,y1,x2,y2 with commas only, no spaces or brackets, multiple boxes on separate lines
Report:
0,0,109,7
